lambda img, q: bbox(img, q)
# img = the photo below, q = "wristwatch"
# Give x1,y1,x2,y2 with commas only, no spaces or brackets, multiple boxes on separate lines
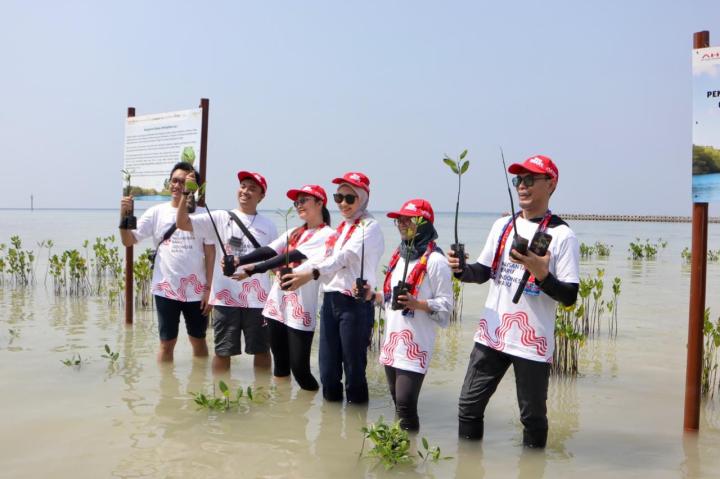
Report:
312,268,320,281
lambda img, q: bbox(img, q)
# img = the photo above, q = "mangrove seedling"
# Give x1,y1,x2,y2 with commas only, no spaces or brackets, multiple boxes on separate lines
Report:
61,353,82,368
181,146,196,164
189,380,268,412
359,417,450,470
102,344,119,363
276,207,296,290
443,149,470,270
120,169,137,230
359,417,413,470
391,217,426,311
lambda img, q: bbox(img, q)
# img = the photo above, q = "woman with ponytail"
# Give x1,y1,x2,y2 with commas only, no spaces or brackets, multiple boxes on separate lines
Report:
283,172,385,404
231,185,333,390
379,199,453,431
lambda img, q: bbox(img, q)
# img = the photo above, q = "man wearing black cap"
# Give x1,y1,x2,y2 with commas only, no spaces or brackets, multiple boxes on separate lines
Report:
448,154,580,448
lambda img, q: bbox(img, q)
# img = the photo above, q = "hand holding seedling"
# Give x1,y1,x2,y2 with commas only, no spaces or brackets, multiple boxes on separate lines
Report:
120,196,134,216
509,248,551,282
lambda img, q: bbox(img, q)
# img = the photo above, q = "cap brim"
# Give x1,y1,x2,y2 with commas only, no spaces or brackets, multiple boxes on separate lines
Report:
286,189,325,204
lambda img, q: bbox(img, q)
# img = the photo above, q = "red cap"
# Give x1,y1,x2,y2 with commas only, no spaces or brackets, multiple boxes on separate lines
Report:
286,184,328,206
386,198,435,224
237,171,268,193
331,172,370,192
508,155,558,181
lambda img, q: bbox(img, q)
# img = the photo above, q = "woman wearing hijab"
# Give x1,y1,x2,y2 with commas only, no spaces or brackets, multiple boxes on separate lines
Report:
379,199,453,431
229,185,333,391
283,172,385,404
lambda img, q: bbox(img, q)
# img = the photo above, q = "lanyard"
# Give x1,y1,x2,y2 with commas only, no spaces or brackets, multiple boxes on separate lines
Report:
490,211,552,278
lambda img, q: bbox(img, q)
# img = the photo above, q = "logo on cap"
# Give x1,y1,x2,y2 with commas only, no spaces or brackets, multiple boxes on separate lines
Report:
529,157,545,168
405,202,417,211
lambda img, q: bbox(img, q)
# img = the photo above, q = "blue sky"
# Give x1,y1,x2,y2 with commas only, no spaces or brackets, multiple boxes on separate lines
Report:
1,0,719,215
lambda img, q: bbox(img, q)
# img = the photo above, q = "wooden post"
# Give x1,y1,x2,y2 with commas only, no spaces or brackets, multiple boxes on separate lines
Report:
198,98,209,207
684,30,710,432
125,106,135,325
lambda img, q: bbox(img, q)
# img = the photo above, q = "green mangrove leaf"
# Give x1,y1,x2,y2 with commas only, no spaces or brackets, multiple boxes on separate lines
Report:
219,380,229,394
460,160,470,174
422,437,429,450
181,146,196,164
185,180,199,192
460,149,468,160
442,157,455,169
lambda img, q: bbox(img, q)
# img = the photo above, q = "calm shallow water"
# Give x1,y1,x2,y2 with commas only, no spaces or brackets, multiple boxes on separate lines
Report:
2,209,720,478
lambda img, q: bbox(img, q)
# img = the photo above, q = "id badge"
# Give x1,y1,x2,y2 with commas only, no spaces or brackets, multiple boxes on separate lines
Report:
228,235,247,255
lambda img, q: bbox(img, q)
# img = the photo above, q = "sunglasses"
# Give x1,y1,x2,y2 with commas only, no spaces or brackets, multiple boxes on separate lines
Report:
333,193,357,205
511,175,551,187
293,197,316,207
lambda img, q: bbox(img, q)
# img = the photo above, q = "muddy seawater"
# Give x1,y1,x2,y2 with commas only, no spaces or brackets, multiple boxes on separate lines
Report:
1,209,720,478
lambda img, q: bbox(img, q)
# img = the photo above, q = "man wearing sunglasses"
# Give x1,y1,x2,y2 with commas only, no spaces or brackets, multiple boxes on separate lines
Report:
448,154,579,449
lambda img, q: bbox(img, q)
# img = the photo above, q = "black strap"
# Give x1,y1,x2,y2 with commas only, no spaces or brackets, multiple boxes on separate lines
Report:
151,223,177,268
227,211,261,249
161,224,178,244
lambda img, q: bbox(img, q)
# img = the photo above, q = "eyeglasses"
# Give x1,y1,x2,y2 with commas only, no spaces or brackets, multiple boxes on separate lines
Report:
333,193,357,205
293,197,314,207
169,177,186,185
393,217,414,226
511,175,551,188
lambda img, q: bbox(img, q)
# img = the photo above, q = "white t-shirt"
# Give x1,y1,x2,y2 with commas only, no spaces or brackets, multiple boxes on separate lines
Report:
297,214,384,296
191,209,278,308
473,215,580,363
379,250,453,374
132,203,214,302
262,225,334,331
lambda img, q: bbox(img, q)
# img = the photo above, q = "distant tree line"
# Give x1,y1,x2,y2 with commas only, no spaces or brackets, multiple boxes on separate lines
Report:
693,145,720,175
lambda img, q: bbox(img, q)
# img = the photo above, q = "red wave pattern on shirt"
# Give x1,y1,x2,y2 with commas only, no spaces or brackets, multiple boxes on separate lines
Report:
281,292,312,327
476,311,548,356
263,298,284,323
153,282,179,300
214,289,242,306
176,274,205,301
237,279,268,307
380,329,428,369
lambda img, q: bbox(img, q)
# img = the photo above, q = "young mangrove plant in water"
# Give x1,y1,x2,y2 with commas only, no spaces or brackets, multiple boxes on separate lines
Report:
102,344,119,363
61,353,82,368
702,308,720,398
6,236,35,286
443,149,470,271
628,238,666,260
134,249,154,309
450,275,464,323
359,416,450,470
189,380,270,412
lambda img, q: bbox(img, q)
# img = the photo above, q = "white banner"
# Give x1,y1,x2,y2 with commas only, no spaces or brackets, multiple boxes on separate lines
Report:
692,47,720,203
123,108,202,200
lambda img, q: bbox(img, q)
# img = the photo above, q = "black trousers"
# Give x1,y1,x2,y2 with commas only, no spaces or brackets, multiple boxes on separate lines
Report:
458,342,550,448
268,319,319,391
384,366,425,431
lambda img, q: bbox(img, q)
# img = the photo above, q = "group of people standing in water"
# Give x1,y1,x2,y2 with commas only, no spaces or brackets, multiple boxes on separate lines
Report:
119,154,579,449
